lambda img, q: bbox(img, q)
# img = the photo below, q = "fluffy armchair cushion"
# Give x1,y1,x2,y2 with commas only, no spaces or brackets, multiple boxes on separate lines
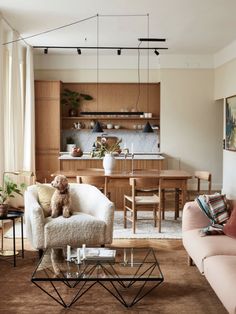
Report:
36,182,55,217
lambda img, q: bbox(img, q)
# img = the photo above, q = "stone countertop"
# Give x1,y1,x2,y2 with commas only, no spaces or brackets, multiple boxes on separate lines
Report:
59,152,164,160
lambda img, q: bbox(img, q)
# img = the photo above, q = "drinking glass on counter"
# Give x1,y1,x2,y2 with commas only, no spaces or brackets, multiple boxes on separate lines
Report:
122,143,129,173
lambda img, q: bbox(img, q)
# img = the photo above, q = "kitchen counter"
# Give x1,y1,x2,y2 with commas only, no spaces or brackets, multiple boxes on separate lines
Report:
59,152,164,160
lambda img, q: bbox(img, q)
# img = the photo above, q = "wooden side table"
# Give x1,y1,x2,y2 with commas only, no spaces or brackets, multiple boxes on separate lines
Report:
0,210,24,267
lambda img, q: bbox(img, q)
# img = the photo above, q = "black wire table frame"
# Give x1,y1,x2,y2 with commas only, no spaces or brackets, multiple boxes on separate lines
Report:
0,209,24,267
31,248,164,308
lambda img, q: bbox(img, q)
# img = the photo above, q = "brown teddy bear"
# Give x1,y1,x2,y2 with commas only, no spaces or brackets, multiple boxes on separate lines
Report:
51,175,72,218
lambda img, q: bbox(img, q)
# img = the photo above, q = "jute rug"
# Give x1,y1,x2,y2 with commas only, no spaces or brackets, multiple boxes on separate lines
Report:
0,244,227,314
113,211,182,239
4,211,182,240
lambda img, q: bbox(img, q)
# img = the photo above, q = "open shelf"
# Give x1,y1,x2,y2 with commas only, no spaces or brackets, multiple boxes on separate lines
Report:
62,116,159,120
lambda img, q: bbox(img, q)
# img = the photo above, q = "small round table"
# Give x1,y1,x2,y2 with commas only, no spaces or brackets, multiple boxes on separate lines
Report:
0,210,24,267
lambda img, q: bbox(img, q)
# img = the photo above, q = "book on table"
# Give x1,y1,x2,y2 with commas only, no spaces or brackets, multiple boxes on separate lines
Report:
71,248,116,261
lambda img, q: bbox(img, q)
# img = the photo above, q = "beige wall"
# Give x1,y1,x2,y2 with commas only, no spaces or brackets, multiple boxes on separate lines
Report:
34,65,223,190
161,69,223,189
215,58,236,198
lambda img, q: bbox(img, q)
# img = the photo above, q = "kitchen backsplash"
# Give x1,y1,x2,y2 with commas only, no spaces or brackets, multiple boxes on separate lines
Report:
62,130,159,153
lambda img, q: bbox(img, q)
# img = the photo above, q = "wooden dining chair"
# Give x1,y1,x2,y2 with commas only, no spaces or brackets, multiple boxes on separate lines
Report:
188,171,212,200
76,168,110,198
124,178,161,234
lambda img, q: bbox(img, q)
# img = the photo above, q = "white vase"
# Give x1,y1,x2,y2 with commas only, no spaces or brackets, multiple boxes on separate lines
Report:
103,153,115,174
67,144,76,152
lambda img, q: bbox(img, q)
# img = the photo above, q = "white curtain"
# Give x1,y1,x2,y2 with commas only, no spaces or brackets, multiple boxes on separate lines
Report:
4,31,25,171
0,17,35,178
23,46,35,172
0,18,4,183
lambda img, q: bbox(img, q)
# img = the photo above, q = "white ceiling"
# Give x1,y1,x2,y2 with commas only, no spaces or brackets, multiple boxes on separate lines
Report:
1,0,236,55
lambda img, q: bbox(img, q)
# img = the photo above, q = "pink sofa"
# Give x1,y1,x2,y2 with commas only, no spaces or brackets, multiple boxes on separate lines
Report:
182,201,236,314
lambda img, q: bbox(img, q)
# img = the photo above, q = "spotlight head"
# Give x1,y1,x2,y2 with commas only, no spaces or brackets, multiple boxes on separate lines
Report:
44,48,48,54
77,48,81,55
154,49,159,56
117,49,121,55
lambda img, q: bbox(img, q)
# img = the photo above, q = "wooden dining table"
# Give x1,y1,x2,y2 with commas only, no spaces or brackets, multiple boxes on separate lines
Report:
52,169,192,216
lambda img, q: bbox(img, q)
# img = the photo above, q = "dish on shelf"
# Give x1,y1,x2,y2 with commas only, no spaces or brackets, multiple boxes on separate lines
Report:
114,125,120,129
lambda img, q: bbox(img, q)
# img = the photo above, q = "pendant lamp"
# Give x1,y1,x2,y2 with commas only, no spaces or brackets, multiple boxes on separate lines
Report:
143,121,153,133
92,121,103,133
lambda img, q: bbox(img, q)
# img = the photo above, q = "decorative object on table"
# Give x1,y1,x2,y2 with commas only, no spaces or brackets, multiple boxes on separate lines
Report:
51,175,72,218
91,137,122,158
0,177,26,217
71,147,83,157
66,136,76,152
91,137,121,173
61,88,93,117
225,95,236,151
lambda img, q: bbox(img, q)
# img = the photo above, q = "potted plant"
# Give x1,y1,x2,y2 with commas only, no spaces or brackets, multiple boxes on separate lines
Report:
61,88,93,117
0,177,26,217
66,136,76,152
91,138,122,174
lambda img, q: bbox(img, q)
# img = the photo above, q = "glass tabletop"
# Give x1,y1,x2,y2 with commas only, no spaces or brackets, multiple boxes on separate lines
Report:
32,247,163,282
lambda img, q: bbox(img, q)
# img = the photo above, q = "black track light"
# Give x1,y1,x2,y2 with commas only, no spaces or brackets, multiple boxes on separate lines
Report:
154,49,159,56
77,48,81,55
117,49,121,55
44,48,48,54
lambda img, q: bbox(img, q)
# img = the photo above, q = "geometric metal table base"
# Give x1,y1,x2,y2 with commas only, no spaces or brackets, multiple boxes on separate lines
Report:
31,248,164,308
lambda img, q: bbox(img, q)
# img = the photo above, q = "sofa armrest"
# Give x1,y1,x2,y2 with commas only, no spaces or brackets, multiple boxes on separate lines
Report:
182,201,210,232
24,189,45,249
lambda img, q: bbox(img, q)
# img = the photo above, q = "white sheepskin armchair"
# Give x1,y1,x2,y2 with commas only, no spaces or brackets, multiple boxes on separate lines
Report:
25,183,115,250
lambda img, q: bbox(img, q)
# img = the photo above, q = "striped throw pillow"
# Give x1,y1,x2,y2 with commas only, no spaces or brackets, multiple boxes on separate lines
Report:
206,194,229,224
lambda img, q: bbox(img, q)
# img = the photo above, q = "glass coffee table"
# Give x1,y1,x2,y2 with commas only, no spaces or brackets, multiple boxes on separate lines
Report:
31,247,164,308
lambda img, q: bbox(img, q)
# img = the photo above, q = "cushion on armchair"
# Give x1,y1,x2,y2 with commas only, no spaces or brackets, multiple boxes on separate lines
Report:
223,206,236,239
36,182,55,217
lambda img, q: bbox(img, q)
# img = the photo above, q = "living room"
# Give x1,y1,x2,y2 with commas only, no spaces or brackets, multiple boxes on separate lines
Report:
0,0,236,313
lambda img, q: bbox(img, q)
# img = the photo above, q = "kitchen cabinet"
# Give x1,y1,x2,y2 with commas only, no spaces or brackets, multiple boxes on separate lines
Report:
35,80,61,178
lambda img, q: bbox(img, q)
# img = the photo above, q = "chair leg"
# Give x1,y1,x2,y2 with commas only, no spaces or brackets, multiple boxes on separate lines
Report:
132,203,136,234
153,205,157,227
161,189,165,220
124,196,127,228
188,255,194,266
101,244,105,248
158,204,161,233
38,249,44,259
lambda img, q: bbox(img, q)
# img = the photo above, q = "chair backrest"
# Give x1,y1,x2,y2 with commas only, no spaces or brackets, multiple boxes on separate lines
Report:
35,171,53,183
76,175,105,191
129,178,159,196
194,171,212,194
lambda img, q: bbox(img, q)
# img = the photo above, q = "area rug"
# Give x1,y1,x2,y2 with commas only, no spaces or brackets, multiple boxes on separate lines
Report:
0,245,227,314
113,211,182,239
4,211,182,240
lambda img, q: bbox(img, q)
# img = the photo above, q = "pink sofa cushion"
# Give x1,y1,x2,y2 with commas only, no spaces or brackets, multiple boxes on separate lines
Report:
204,255,236,314
183,229,236,273
224,207,236,239
182,201,210,232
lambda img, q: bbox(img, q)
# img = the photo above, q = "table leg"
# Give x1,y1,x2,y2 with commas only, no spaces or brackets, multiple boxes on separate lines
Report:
104,177,108,197
175,189,180,220
21,216,24,258
1,221,4,251
182,182,187,208
13,219,16,267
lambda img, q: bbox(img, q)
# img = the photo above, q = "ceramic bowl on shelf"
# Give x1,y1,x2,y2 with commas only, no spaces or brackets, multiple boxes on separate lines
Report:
114,125,120,129
107,123,113,129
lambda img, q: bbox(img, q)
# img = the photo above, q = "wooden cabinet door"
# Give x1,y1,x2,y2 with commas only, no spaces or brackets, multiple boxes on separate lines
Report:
35,81,61,176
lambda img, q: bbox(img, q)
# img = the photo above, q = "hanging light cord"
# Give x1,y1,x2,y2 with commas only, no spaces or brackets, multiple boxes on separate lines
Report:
96,14,99,110
3,14,98,45
147,13,150,112
135,41,142,111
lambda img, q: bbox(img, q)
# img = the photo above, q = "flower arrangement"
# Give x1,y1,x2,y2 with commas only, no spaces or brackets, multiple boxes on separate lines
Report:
91,138,122,158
